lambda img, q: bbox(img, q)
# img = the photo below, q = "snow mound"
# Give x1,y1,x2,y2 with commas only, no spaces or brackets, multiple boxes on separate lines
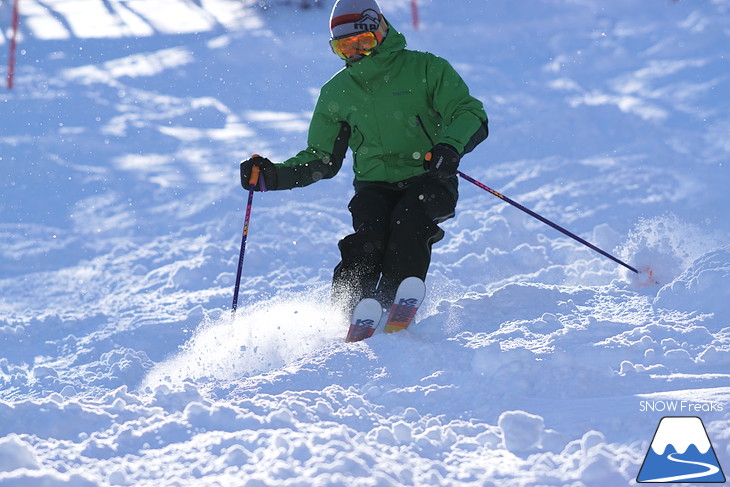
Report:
0,435,39,472
498,410,545,453
654,246,730,327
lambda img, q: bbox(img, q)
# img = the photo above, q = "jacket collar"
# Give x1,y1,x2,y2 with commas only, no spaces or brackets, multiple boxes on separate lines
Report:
345,19,407,80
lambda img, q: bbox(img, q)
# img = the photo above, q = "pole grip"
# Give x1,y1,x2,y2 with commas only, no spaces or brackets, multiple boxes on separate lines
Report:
248,154,262,189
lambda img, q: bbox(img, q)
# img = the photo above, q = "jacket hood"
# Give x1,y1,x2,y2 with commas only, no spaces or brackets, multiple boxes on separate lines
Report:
345,19,407,77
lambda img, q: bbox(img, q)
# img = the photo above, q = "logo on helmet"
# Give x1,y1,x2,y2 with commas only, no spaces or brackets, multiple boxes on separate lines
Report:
353,9,380,32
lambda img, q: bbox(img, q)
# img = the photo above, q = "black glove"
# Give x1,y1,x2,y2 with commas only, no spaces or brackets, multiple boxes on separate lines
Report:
240,155,277,191
424,143,460,178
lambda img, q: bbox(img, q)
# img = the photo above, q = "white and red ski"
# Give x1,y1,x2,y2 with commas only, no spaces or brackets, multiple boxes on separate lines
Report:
383,276,425,334
344,298,383,343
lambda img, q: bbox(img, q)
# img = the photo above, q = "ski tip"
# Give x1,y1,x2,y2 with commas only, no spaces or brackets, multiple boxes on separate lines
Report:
345,298,384,343
399,276,426,292
402,276,425,285
353,298,383,313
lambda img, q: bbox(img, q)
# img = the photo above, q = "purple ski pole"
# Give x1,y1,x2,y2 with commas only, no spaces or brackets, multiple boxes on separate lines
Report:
231,161,265,318
456,170,640,274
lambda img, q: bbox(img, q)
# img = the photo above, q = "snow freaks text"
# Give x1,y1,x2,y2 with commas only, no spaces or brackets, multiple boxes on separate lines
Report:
639,401,724,413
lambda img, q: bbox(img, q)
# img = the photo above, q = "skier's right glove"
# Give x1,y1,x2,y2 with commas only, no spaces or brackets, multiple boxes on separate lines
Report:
240,155,277,191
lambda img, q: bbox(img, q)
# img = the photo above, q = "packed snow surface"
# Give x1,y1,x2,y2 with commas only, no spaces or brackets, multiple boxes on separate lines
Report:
1,0,729,486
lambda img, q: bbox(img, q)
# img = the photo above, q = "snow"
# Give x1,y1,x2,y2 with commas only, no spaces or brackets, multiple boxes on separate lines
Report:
1,0,729,486
649,417,711,455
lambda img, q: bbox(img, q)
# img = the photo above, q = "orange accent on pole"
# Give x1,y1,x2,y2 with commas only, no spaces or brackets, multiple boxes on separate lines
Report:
249,164,260,186
7,0,20,89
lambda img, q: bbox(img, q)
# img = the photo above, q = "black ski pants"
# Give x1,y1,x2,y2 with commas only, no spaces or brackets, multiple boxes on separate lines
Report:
332,173,457,312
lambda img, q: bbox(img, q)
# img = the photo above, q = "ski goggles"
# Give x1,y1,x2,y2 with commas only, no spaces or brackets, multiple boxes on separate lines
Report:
329,18,388,61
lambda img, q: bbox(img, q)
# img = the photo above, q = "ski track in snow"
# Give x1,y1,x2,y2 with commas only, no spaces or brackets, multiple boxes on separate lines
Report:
1,0,729,486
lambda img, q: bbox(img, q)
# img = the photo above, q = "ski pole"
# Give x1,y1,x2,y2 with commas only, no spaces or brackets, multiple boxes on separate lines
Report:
456,170,639,274
231,162,263,318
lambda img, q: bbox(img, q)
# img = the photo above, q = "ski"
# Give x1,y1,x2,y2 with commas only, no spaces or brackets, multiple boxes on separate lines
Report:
344,298,383,343
383,276,426,334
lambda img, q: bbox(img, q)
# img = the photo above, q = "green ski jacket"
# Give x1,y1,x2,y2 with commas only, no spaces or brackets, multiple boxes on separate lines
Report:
274,22,488,190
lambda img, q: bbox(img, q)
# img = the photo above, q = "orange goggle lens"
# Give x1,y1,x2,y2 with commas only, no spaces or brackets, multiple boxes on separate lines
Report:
330,32,379,60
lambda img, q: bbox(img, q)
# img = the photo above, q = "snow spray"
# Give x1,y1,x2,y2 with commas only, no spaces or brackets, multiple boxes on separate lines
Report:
619,214,723,287
143,291,344,389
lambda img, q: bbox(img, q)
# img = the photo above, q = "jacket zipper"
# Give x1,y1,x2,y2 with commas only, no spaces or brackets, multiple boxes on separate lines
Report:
415,114,435,147
351,125,365,169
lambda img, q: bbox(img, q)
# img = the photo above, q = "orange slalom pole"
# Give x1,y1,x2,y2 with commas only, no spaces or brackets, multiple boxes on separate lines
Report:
7,0,20,89
410,0,419,30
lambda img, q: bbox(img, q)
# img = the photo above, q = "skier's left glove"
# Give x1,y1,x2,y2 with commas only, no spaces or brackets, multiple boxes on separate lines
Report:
424,144,460,178
240,155,277,191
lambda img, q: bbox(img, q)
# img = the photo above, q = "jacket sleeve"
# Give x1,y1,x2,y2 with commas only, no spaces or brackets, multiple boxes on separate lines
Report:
426,55,488,155
274,88,351,190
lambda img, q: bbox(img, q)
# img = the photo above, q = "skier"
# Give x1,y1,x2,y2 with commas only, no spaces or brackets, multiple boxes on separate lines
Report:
240,0,488,315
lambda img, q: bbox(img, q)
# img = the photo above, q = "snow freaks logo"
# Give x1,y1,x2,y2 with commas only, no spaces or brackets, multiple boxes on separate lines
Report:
637,416,726,483
640,400,724,413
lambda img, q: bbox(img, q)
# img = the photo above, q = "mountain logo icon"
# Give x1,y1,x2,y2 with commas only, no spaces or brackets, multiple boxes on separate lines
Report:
353,9,380,32
637,416,726,483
